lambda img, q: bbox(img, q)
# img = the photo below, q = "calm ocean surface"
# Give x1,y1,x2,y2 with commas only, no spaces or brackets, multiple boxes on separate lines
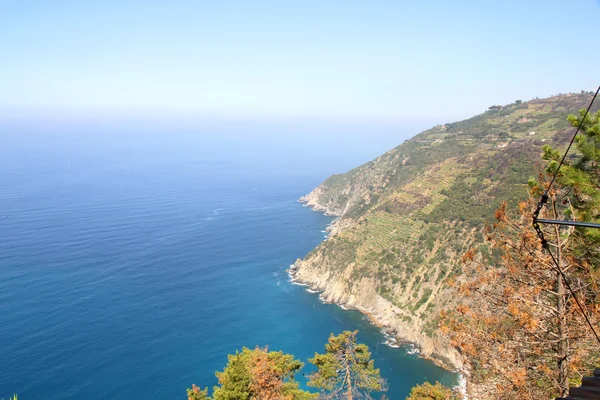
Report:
0,121,456,399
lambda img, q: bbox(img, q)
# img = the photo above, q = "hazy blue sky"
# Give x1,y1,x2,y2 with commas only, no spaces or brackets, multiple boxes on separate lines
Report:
1,0,599,122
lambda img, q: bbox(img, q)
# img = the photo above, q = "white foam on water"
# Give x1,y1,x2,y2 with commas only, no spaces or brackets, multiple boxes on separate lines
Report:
454,374,468,400
405,344,420,355
318,293,332,304
381,328,401,348
290,280,308,287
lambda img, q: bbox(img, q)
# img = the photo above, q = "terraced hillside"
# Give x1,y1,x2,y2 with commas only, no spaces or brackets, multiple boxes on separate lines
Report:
290,92,599,369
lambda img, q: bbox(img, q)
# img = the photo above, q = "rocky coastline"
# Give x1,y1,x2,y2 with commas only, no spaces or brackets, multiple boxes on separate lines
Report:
294,196,465,375
288,258,463,373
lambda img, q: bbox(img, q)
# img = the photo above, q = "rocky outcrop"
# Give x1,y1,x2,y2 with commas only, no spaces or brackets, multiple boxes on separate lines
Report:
299,184,344,216
289,240,464,372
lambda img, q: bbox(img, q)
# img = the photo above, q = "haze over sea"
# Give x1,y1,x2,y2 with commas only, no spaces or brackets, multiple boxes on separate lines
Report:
0,120,456,399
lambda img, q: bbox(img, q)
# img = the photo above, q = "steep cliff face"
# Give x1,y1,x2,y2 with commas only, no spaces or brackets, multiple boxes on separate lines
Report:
291,93,597,371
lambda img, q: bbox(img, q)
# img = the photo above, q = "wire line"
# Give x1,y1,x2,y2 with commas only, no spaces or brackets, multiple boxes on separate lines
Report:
531,87,600,345
546,245,600,344
543,86,600,198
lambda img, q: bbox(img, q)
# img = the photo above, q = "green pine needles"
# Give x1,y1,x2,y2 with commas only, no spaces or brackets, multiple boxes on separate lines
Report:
186,331,388,400
307,331,386,400
543,108,600,246
405,382,459,400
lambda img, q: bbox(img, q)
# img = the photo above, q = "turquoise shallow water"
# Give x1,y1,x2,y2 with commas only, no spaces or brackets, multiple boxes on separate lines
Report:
0,123,456,399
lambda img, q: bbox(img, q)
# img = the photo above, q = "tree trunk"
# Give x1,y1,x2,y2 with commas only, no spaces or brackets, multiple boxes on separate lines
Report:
344,336,353,400
556,234,569,397
346,359,353,400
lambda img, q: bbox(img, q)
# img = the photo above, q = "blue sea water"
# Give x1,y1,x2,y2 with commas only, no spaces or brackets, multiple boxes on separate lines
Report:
0,121,456,400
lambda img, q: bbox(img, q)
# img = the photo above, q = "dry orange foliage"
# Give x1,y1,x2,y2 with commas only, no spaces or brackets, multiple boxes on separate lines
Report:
249,348,292,400
441,193,600,399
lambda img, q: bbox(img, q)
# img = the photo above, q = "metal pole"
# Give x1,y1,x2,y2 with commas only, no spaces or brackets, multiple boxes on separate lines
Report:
536,218,600,229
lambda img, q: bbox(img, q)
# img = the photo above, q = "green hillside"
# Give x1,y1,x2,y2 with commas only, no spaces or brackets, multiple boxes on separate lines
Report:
292,92,598,367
